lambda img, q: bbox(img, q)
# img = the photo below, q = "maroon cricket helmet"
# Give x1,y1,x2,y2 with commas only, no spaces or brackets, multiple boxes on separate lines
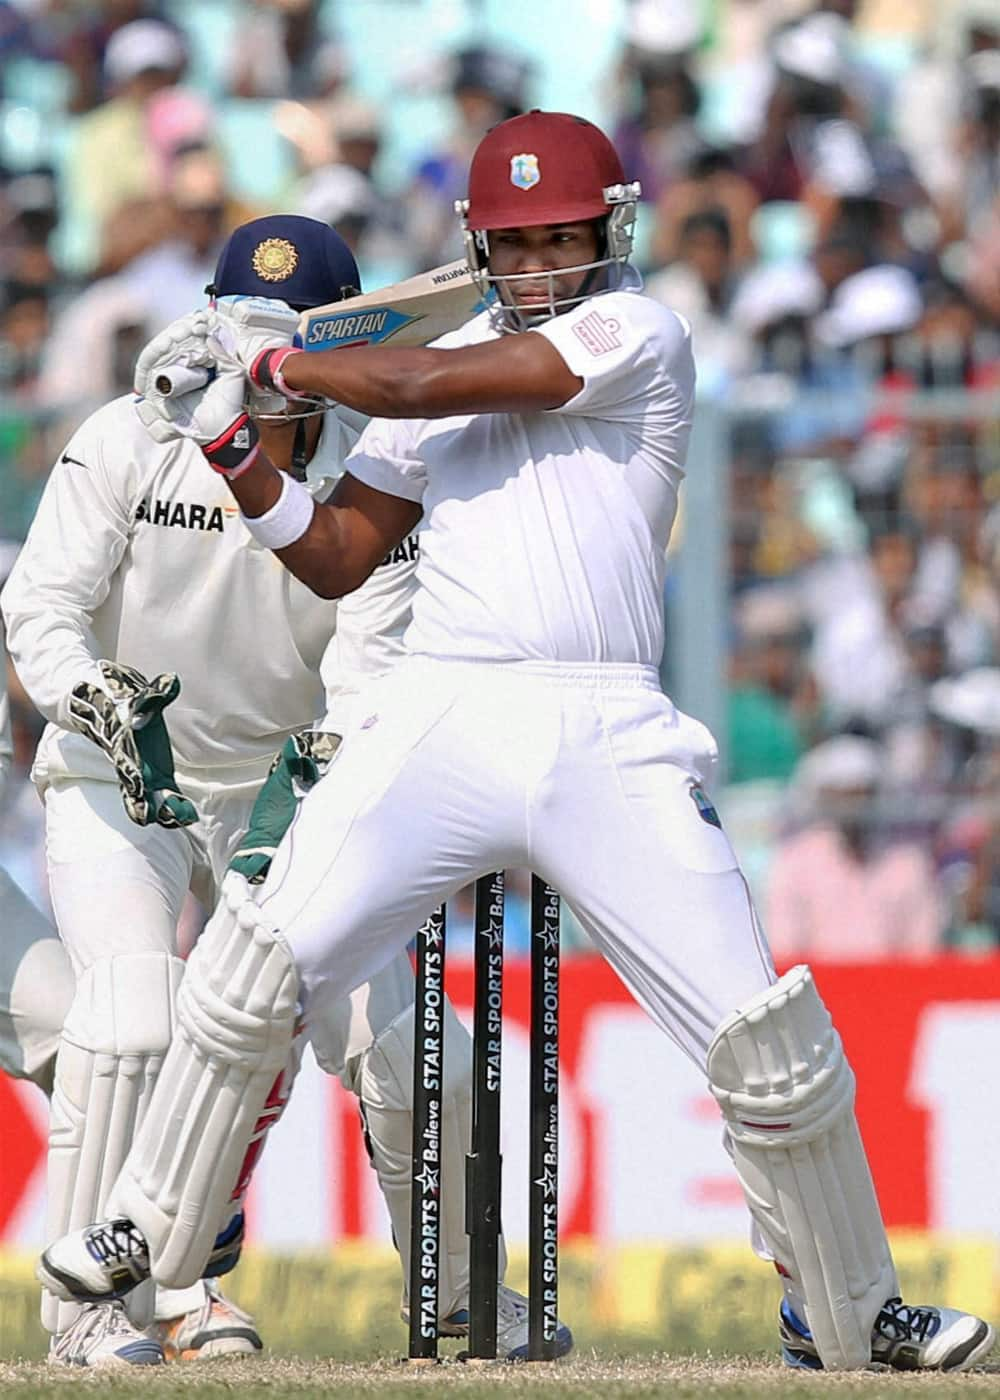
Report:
464,110,627,231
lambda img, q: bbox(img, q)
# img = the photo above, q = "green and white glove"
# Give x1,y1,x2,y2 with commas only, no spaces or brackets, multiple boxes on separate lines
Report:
229,729,342,883
69,660,197,828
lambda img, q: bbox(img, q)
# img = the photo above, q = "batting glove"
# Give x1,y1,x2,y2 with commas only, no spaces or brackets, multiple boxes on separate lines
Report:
69,661,198,829
210,296,312,411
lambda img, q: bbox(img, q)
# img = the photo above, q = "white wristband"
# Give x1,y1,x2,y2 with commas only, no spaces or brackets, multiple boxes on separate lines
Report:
240,472,315,550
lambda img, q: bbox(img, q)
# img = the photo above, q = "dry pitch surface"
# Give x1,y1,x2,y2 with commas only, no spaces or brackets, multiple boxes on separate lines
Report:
3,1354,1000,1400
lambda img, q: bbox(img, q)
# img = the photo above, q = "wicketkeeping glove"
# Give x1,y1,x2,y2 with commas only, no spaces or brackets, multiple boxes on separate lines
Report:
228,729,342,883
69,661,198,829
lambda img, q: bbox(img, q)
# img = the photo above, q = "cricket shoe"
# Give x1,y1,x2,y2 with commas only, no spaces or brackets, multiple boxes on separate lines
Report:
38,1216,151,1303
780,1296,996,1372
494,1284,574,1362
48,1301,164,1367
149,1279,262,1361
203,1210,245,1278
401,1286,574,1361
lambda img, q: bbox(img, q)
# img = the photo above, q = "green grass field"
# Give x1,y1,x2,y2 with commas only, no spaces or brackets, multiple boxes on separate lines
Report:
2,1353,1000,1400
3,1240,998,1398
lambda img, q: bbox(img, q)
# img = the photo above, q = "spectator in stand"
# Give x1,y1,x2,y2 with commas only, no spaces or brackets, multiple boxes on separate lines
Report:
905,436,996,671
35,151,236,431
68,18,188,268
291,99,408,285
646,208,752,386
612,0,704,206
810,516,926,730
727,587,819,785
649,145,760,270
736,11,849,205
765,735,946,962
226,0,346,101
114,149,232,330
406,44,530,269
0,170,60,291
894,3,1000,242
0,282,49,399
929,669,1000,950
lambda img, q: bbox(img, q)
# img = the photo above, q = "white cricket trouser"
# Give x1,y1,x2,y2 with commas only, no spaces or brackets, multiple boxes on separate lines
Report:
0,865,73,1092
262,657,777,1071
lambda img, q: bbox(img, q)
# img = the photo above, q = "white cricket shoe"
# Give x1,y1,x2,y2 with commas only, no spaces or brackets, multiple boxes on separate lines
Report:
401,1284,574,1362
148,1279,263,1361
494,1284,574,1362
48,1301,164,1367
38,1216,151,1303
780,1296,996,1371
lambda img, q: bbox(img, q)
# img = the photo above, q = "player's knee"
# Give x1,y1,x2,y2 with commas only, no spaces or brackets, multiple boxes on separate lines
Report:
178,886,300,1069
61,951,184,1059
358,996,472,1112
707,964,853,1147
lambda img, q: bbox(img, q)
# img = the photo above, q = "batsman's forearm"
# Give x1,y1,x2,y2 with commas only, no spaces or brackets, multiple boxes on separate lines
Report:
281,345,453,417
225,454,368,600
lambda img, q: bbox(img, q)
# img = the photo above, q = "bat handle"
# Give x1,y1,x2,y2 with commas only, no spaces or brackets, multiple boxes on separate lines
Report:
153,364,212,397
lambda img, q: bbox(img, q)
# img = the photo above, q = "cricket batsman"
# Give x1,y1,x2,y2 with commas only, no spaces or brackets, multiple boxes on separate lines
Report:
3,216,544,1365
40,113,994,1371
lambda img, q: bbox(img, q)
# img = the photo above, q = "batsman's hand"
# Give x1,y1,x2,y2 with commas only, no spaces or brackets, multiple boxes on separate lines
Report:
133,310,261,476
229,729,341,883
69,660,198,829
209,295,301,369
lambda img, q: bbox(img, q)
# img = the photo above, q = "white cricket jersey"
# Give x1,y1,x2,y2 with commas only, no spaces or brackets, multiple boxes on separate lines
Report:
1,396,419,793
345,287,695,667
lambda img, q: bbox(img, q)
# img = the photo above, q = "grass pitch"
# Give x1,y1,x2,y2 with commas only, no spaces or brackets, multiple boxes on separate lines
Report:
2,1353,1000,1400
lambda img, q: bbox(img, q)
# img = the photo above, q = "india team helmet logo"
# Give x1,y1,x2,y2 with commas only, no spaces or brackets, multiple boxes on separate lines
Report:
251,237,299,282
510,153,540,190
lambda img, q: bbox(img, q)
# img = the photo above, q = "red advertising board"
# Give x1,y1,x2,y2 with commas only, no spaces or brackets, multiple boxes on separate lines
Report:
3,956,1000,1247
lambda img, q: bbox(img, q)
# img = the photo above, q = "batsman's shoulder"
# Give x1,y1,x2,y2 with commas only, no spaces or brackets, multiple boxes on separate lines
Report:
606,287,692,349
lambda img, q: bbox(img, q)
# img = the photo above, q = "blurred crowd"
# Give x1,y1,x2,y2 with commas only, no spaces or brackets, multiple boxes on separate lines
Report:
0,0,997,958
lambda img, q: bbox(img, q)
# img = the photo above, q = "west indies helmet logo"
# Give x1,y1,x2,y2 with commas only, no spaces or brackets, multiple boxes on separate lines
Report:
510,153,540,190
252,237,299,282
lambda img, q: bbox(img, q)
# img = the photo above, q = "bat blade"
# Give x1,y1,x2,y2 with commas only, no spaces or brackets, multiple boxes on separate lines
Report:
298,260,491,352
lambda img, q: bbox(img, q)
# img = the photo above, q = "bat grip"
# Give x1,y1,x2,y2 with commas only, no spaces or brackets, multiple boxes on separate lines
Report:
153,364,212,397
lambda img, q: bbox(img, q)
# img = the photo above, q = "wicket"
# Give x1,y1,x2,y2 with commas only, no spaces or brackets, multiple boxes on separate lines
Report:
407,873,562,1363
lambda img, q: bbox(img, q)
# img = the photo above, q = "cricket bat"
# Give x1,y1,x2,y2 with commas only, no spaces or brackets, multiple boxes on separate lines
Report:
152,260,490,397
299,259,490,351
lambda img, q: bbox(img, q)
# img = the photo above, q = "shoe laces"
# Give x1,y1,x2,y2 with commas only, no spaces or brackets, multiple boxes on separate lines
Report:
201,1278,255,1327
496,1286,530,1330
85,1218,147,1269
56,1301,136,1355
874,1298,941,1344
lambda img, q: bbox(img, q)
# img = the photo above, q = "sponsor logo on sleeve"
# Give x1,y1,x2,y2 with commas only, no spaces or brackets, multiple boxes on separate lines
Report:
572,310,623,356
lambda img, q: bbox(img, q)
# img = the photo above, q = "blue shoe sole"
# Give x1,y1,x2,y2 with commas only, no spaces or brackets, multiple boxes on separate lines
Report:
504,1324,574,1363
781,1343,824,1371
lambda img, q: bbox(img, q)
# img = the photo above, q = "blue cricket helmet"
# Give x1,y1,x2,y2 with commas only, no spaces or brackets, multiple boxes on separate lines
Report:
207,214,361,310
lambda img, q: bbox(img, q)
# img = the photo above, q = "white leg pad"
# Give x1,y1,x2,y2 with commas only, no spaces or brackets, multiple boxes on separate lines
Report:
109,882,300,1289
707,964,897,1371
43,951,183,1335
354,997,502,1318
